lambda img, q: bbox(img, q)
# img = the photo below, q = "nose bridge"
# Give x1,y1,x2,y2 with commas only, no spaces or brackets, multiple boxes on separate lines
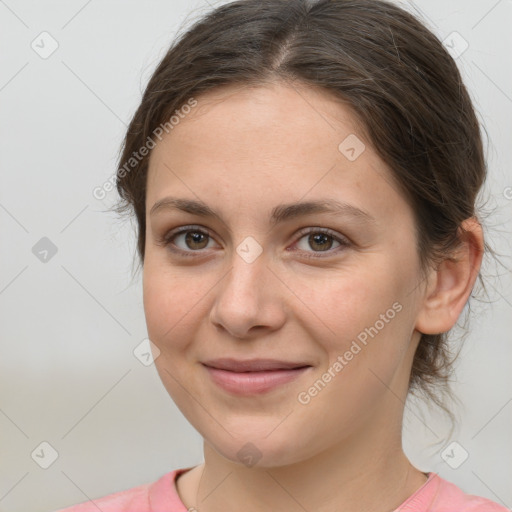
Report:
222,237,268,307
210,236,284,337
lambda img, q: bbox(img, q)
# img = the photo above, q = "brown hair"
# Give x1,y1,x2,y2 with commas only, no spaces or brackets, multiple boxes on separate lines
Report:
114,0,501,432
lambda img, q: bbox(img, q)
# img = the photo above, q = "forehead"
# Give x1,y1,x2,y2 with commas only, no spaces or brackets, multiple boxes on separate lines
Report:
149,81,368,168
156,81,367,150
146,82,407,226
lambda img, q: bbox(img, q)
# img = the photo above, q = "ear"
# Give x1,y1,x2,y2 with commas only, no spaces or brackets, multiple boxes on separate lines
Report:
415,217,484,335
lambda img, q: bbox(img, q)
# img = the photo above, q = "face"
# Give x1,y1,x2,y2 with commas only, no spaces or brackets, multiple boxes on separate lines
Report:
143,81,428,467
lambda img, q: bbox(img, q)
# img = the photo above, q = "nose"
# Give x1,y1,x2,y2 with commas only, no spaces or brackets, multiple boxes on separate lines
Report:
209,246,286,340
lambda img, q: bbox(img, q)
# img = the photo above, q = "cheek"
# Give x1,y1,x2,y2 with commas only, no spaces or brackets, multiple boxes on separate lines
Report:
294,265,403,344
300,262,415,385
295,287,412,437
143,266,208,413
142,263,203,351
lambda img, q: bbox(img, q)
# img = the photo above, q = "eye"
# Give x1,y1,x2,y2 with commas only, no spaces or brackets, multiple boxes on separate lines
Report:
157,225,217,256
291,227,350,258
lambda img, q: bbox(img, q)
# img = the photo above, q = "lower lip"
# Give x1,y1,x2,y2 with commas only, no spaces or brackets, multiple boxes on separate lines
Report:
203,365,311,395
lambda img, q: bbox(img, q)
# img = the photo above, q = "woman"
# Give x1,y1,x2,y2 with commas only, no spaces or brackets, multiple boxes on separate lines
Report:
56,0,508,510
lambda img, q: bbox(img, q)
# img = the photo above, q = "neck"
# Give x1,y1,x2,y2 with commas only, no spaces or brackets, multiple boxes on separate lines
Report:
179,411,428,512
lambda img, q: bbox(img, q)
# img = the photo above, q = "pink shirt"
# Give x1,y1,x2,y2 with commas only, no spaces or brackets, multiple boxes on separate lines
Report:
54,467,509,512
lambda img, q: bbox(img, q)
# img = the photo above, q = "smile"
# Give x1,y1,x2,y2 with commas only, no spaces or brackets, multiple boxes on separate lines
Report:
202,364,312,395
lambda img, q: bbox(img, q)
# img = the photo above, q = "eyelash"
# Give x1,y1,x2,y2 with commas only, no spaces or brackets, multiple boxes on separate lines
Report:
157,225,351,259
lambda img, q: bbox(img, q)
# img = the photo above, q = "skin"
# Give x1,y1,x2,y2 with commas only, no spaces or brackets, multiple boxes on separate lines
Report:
143,81,484,512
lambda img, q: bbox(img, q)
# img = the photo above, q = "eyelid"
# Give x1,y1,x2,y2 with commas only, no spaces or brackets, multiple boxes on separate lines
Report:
293,226,350,244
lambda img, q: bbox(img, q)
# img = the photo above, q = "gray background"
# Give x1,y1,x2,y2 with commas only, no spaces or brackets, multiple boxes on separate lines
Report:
0,1,511,511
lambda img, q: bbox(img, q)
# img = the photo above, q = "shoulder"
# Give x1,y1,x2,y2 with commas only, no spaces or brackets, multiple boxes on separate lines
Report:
428,473,510,512
53,479,156,512
53,469,187,512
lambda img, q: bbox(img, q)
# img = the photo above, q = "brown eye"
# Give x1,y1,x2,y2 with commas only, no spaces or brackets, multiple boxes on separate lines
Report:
293,228,350,258
160,226,216,256
182,230,210,250
306,232,335,252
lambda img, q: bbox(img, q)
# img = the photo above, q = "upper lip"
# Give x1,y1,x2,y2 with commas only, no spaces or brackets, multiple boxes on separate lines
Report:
202,358,311,372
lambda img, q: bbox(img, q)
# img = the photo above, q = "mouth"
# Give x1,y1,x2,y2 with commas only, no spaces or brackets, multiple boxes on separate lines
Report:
201,358,312,395
201,358,311,372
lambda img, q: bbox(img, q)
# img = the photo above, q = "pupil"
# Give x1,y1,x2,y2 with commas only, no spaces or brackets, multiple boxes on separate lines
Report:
310,233,331,251
187,232,207,249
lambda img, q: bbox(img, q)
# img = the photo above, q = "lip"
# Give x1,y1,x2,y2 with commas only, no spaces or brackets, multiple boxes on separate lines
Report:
201,359,312,395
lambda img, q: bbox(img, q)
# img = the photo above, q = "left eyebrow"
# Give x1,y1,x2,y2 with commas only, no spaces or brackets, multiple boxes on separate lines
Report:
149,196,376,227
268,199,376,228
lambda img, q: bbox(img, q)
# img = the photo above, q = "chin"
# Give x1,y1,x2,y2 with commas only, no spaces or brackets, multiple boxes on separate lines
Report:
204,427,312,469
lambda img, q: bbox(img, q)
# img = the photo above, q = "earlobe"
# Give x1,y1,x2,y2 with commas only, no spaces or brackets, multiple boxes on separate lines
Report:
414,218,484,336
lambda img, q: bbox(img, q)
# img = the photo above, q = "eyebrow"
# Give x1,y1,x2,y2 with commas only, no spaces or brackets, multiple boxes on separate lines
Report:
149,196,376,227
